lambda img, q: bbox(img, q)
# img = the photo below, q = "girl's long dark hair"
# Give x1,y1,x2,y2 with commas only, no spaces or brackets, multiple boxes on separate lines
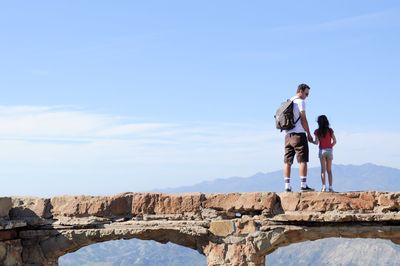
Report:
316,115,332,138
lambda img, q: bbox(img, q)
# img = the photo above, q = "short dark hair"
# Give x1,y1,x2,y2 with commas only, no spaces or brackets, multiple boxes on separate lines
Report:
297,83,310,93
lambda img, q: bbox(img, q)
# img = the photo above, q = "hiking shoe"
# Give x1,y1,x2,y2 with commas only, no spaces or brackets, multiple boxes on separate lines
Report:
301,186,315,192
285,188,292,192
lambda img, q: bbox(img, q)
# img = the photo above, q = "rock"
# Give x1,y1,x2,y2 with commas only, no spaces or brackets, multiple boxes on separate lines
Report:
280,192,376,212
2,192,400,265
51,193,133,218
205,242,265,266
0,240,22,266
10,197,51,219
51,193,205,218
131,193,204,215
0,231,17,241
0,242,6,260
0,198,12,218
236,219,257,235
204,243,226,265
377,193,400,211
209,220,235,237
201,208,219,219
279,192,300,211
203,192,278,213
0,221,27,230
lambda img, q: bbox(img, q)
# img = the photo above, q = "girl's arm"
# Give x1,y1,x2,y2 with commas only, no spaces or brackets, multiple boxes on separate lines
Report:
313,133,319,145
332,132,337,146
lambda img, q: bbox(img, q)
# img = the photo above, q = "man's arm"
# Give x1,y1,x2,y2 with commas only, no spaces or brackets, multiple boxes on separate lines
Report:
300,111,313,142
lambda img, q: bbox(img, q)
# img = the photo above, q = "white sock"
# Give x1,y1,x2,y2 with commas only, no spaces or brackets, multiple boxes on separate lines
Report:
300,176,307,188
284,177,291,189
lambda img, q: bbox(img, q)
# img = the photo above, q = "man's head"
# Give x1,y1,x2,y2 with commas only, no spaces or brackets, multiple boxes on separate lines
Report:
297,83,310,99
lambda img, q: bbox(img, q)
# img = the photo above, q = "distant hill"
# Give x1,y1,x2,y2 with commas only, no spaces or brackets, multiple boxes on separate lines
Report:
60,238,400,266
59,239,205,266
267,238,400,266
60,163,400,266
159,163,400,193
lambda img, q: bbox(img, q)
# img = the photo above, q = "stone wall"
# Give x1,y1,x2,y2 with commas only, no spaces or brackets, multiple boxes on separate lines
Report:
1,192,400,265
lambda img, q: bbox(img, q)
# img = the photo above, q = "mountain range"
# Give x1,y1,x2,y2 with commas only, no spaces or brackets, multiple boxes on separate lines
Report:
159,163,400,193
59,163,400,266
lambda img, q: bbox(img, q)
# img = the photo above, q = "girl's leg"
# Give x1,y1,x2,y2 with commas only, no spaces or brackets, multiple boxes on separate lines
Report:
326,158,333,187
320,157,327,187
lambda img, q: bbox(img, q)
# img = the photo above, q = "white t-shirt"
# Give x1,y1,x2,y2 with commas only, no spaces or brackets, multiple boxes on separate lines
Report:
286,96,306,134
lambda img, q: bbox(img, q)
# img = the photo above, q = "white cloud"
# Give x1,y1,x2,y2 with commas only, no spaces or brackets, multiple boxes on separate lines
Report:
0,106,107,138
0,106,278,196
96,123,174,137
0,105,398,196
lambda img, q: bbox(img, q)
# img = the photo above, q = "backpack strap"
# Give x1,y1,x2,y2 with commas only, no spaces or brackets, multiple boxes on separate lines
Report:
294,115,301,124
292,97,302,125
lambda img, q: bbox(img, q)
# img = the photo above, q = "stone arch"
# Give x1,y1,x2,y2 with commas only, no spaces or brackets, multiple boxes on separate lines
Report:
59,237,206,265
3,192,400,266
266,237,400,265
255,224,400,257
25,224,210,265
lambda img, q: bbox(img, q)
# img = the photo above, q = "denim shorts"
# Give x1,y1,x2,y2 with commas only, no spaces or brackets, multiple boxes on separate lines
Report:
319,148,333,160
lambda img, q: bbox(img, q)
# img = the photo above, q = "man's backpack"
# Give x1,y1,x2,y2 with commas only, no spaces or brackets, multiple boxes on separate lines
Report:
274,98,301,132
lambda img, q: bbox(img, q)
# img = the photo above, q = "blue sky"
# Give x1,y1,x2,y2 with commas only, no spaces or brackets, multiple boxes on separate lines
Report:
1,1,399,196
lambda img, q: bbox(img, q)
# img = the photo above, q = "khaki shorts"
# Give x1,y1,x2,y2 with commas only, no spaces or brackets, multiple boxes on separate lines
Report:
284,133,309,164
319,148,333,160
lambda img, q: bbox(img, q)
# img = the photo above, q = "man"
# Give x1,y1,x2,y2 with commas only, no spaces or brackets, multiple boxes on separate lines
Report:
283,83,314,192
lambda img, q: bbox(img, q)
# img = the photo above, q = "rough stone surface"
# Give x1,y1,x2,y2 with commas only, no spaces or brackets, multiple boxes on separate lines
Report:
204,242,265,266
0,198,12,218
0,240,22,266
236,219,257,235
50,193,205,218
0,220,27,230
51,194,133,218
204,192,278,213
377,193,400,211
2,192,400,265
279,192,376,212
131,193,204,215
209,220,235,237
0,230,17,241
10,197,51,220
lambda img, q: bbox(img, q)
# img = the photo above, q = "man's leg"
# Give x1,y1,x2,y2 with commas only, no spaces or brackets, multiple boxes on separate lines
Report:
284,163,291,178
299,162,307,177
283,134,295,191
299,162,308,188
296,134,314,191
284,163,292,191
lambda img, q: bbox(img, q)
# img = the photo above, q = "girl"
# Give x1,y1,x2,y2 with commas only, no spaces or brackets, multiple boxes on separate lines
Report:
313,115,337,192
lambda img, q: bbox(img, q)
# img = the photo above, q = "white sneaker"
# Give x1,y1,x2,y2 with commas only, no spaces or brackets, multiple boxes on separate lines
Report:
321,187,326,192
